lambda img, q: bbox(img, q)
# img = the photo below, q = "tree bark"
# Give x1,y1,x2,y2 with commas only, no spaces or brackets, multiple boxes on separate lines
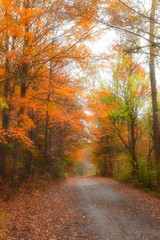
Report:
130,117,138,177
149,0,160,192
0,31,10,176
43,98,49,174
11,0,30,186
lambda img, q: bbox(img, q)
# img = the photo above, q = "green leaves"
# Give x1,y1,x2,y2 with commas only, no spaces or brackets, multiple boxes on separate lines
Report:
0,98,9,110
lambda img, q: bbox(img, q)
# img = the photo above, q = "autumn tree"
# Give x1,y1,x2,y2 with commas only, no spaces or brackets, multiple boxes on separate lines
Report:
87,52,150,180
108,53,150,177
0,0,98,185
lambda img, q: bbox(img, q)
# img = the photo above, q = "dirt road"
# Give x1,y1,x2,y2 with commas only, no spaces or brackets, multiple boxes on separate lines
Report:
3,177,160,239
75,177,160,240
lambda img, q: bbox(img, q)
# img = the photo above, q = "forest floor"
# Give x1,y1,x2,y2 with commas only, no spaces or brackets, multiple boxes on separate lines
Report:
1,177,160,240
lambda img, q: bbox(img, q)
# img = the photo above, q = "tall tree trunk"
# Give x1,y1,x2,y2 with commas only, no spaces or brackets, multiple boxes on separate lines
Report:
43,59,52,173
25,109,34,178
11,0,29,186
0,31,10,176
149,0,160,191
43,97,49,174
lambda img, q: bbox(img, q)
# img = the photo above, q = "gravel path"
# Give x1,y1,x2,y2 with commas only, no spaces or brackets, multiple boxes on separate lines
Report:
75,177,160,240
2,177,160,239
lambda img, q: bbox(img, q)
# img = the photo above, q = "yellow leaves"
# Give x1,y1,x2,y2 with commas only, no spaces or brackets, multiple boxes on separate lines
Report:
0,129,8,144
0,68,5,76
0,97,9,110
19,114,35,131
107,0,133,27
6,50,18,63
87,89,111,121
0,128,34,147
85,86,113,144
77,17,93,32
19,8,41,26
1,0,12,12
9,128,34,147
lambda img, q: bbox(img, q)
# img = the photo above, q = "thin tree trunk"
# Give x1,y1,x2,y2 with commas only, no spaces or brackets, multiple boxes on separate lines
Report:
0,31,10,176
130,118,138,177
43,98,49,174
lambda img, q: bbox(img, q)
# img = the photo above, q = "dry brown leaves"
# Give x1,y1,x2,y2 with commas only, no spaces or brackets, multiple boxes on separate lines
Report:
0,178,95,240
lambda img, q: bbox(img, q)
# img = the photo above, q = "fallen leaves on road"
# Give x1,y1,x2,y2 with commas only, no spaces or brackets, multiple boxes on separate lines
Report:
0,178,96,240
1,177,160,240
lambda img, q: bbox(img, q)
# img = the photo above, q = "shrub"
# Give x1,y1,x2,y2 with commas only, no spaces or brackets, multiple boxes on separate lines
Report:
113,152,132,183
138,158,157,190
